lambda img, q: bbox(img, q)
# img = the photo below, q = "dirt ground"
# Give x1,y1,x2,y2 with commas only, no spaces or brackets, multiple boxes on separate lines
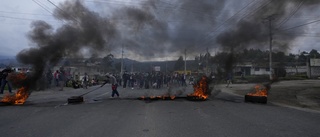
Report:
218,80,320,111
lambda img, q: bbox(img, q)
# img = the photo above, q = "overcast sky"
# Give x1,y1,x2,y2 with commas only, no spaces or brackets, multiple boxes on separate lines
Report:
1,0,320,62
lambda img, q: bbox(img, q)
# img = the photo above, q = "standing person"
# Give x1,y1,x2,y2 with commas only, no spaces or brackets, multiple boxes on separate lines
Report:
189,76,194,85
58,67,66,91
0,67,13,94
111,83,119,98
226,73,233,88
82,73,88,89
100,75,119,98
182,74,187,87
53,70,60,87
116,74,122,86
122,72,128,88
129,74,134,89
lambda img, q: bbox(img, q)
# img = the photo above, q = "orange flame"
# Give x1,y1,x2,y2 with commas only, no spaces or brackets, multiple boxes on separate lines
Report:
188,76,209,100
246,84,268,97
140,95,176,100
1,73,29,105
1,87,29,104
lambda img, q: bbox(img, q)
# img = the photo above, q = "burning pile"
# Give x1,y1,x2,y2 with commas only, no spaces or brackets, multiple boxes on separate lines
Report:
138,95,176,101
1,73,29,105
138,76,210,102
187,76,209,101
245,84,268,104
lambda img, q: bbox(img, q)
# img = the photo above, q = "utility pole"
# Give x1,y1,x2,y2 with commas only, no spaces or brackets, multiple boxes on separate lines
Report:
165,57,168,75
120,44,124,76
131,62,133,73
265,15,275,80
184,48,187,75
206,47,209,76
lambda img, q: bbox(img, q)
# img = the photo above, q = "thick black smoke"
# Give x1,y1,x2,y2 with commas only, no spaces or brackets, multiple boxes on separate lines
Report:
215,0,320,72
16,0,320,88
17,0,117,88
105,0,225,59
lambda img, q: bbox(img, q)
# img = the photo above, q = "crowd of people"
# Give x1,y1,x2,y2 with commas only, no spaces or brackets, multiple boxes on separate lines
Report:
46,67,99,90
0,65,226,95
109,72,193,90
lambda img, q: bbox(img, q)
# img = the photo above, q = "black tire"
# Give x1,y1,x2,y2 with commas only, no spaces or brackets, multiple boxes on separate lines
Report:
68,96,84,103
244,95,267,104
186,95,207,101
0,102,12,106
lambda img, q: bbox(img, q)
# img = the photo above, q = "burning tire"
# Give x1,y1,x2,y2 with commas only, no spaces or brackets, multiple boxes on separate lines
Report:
67,96,84,104
244,95,267,104
137,97,159,101
0,102,12,106
186,95,207,101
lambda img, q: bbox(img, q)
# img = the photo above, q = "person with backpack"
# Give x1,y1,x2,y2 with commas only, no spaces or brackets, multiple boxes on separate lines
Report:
0,67,13,94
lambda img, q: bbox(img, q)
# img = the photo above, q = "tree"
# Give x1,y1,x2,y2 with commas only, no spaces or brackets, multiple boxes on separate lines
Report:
174,56,184,71
114,62,121,73
100,54,114,73
309,49,320,58
273,51,286,63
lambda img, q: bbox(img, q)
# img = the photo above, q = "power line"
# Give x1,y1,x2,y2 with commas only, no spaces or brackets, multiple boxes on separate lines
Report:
0,15,59,23
32,0,54,15
275,33,320,37
0,10,52,16
187,0,264,54
197,0,257,42
85,0,220,22
237,0,274,22
32,0,65,24
0,15,37,21
277,0,304,28
47,0,80,24
279,19,320,31
195,0,274,49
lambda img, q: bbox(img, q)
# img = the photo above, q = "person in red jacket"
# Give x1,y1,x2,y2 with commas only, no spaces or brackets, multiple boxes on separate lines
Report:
111,83,119,98
101,74,119,98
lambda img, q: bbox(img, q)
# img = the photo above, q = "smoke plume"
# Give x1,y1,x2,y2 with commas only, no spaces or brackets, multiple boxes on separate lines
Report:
215,0,320,72
16,0,320,88
17,0,117,88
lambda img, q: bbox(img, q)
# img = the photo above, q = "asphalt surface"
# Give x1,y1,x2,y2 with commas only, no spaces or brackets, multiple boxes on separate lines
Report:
1,84,320,137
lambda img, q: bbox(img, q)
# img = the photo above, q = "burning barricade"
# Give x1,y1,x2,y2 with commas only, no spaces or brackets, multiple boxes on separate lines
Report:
138,75,211,102
187,76,209,101
244,84,268,104
138,95,176,101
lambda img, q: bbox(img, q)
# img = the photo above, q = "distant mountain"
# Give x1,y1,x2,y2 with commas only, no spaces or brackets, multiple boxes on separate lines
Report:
0,56,18,66
0,55,15,60
112,58,198,72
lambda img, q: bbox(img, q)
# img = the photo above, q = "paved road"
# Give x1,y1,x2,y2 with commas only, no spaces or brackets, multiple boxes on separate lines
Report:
1,85,320,137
